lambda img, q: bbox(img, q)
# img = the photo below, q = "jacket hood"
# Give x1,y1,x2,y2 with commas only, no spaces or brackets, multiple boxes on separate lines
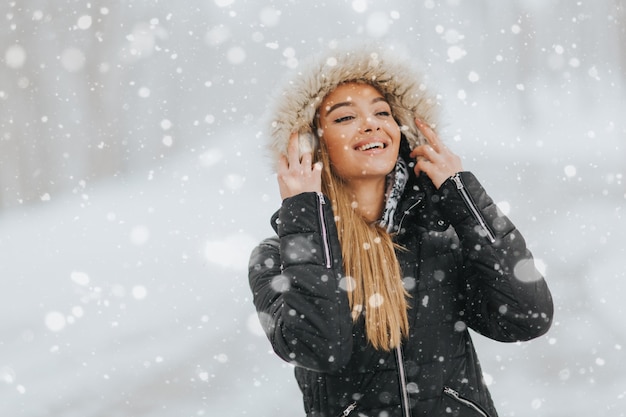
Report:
265,42,441,170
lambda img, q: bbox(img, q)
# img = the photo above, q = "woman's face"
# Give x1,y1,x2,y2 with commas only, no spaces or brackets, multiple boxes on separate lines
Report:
318,83,401,184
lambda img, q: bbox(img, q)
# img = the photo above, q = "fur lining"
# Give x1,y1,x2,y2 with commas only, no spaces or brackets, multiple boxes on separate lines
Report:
265,42,441,170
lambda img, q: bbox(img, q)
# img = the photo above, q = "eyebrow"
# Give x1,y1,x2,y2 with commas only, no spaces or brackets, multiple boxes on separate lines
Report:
325,96,388,117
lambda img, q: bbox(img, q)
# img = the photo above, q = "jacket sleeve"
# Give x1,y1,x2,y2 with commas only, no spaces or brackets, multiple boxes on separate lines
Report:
248,192,353,372
437,172,554,342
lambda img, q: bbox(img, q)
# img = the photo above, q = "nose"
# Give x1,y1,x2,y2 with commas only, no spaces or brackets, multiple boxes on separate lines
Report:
361,116,381,133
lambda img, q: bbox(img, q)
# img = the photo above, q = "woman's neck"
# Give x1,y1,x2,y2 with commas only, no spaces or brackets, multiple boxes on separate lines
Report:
345,178,387,224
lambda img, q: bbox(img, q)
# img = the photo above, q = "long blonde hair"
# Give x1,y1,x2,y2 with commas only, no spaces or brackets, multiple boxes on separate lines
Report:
317,138,409,351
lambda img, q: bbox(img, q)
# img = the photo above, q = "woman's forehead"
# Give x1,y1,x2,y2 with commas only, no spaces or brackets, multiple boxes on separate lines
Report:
320,83,386,113
326,82,382,99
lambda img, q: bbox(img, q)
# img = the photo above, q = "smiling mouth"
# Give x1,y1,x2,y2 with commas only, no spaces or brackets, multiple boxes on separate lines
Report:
356,142,386,151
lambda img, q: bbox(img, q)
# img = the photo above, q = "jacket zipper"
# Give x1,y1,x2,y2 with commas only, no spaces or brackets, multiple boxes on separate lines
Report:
450,174,496,243
443,387,492,417
395,345,412,417
337,401,357,416
317,192,332,269
396,198,422,234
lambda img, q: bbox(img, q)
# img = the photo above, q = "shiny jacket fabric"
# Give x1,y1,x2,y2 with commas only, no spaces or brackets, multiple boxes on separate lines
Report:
248,146,553,417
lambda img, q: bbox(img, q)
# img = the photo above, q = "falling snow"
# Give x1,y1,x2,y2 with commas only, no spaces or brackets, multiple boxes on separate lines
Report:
0,1,625,417
4,45,26,68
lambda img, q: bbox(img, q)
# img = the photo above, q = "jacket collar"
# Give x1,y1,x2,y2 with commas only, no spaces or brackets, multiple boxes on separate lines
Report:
392,138,450,234
270,210,280,235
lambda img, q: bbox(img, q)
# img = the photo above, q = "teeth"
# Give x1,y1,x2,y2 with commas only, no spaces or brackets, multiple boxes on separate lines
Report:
357,142,384,151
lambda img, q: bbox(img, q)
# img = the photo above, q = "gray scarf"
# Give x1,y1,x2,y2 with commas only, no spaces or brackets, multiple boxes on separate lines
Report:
379,157,409,232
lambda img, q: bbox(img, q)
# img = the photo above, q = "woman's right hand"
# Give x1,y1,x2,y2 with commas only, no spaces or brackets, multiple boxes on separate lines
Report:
277,132,323,200
410,118,463,189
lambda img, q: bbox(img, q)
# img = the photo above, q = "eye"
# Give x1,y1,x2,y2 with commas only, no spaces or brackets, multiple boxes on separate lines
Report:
373,103,393,117
334,115,355,123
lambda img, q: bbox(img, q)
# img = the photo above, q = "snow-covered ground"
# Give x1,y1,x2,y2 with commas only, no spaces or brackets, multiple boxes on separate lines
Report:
1,85,624,416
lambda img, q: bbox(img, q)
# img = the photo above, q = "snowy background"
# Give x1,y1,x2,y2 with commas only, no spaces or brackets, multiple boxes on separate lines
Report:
1,1,625,416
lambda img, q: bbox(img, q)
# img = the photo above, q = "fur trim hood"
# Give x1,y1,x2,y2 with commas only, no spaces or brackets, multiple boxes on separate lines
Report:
265,43,441,170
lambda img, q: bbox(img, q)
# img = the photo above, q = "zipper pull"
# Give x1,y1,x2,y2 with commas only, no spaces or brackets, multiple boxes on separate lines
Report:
443,386,491,417
443,386,459,398
451,173,463,189
317,192,326,204
341,402,357,416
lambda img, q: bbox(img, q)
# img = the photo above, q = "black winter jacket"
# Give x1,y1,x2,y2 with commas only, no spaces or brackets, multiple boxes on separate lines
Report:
248,152,553,416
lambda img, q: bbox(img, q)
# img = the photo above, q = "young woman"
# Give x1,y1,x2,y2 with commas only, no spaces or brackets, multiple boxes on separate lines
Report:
248,44,553,417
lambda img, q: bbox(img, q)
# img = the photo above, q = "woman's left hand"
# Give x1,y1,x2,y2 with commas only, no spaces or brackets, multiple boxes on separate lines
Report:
409,118,463,189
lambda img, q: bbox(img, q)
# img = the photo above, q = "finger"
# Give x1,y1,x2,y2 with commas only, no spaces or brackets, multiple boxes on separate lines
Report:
415,157,430,169
414,118,441,151
416,121,438,149
286,132,300,167
410,144,438,160
414,117,435,137
412,158,422,176
277,153,289,173
300,151,313,169
413,157,433,178
415,157,444,178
